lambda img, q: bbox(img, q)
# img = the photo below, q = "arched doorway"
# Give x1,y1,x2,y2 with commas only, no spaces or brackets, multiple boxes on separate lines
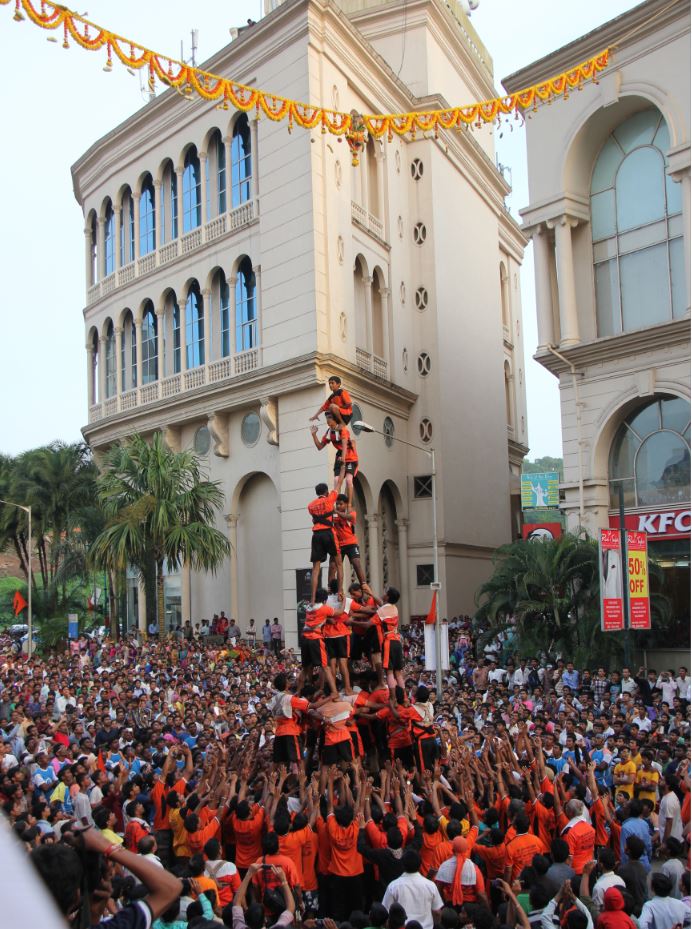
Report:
237,474,282,624
379,482,400,590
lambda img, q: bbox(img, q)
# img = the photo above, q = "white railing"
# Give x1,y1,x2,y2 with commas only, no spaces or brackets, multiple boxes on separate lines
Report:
373,355,388,380
102,273,116,296
369,214,384,239
139,382,159,404
351,201,367,226
87,283,101,306
87,350,263,423
206,214,227,241
138,252,156,276
118,263,135,287
230,199,255,231
159,240,179,265
356,347,372,372
351,201,386,243
181,228,203,254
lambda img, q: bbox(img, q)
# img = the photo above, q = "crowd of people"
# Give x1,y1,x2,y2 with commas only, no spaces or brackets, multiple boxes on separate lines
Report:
0,616,689,929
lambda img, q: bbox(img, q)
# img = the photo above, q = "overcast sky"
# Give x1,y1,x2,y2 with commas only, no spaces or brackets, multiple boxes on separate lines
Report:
0,0,636,458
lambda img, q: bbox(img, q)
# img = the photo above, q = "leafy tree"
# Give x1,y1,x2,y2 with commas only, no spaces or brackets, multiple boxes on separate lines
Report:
90,432,230,634
522,456,564,479
474,532,669,667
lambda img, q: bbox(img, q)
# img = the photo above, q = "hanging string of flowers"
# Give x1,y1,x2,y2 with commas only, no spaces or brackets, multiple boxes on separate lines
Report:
2,0,610,163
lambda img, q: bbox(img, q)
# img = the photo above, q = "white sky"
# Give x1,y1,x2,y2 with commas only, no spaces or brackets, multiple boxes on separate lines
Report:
0,0,637,457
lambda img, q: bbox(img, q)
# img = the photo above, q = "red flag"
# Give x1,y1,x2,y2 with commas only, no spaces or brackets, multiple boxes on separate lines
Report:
425,591,437,626
13,591,27,616
97,750,106,773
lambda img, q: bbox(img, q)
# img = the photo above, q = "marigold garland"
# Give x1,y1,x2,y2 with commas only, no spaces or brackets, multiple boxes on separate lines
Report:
3,0,610,160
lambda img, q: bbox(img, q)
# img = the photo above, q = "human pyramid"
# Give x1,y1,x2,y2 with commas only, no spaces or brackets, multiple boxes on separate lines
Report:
264,375,436,777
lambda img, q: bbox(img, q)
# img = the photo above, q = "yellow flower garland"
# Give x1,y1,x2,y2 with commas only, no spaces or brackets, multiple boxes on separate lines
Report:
3,0,610,147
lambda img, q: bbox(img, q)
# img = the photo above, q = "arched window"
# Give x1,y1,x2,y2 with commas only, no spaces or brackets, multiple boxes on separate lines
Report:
235,257,256,352
186,283,205,368
120,188,135,265
121,310,137,390
371,269,385,359
89,212,98,285
104,201,115,276
212,268,231,358
91,330,99,401
104,322,116,398
591,108,685,336
139,176,156,256
182,147,201,233
216,132,227,214
172,298,181,374
353,256,368,350
141,304,158,383
160,161,177,243
231,115,252,207
609,396,690,508
366,137,379,217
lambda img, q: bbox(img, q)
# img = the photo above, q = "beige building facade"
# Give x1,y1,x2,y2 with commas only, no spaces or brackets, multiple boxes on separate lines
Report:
73,0,528,642
504,0,690,627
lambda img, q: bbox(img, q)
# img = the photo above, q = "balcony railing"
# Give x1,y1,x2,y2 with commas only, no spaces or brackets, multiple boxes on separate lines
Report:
351,201,385,242
85,199,259,306
355,347,388,380
87,348,261,423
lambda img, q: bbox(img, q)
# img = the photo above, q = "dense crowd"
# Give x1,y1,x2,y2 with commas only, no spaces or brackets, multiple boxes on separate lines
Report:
0,616,689,929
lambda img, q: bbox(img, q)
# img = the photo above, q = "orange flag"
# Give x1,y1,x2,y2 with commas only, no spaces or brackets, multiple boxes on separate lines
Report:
13,591,27,616
425,591,437,626
97,750,106,773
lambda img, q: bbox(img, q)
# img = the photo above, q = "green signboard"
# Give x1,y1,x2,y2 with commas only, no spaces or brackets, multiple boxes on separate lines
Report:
521,471,560,510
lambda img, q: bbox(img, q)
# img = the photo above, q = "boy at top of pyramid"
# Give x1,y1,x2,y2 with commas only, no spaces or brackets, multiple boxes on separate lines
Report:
309,375,353,426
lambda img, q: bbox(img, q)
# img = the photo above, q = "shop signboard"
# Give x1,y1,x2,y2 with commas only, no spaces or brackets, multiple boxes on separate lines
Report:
608,507,690,539
599,528,625,632
521,471,560,510
522,523,562,541
626,531,651,630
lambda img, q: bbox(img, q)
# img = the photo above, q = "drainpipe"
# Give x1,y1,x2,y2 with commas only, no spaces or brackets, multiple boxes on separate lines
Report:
545,345,585,528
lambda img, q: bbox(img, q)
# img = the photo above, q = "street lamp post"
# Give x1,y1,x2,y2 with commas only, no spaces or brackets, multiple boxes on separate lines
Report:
0,499,32,658
352,422,443,695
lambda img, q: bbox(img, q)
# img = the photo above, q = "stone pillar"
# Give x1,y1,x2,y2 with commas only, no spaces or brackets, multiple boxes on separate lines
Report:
114,327,123,397
98,337,106,403
366,514,381,593
364,275,373,354
679,171,691,311
86,341,95,407
135,317,143,389
96,218,105,282
153,180,162,250
252,263,262,352
137,577,147,636
361,153,369,212
113,208,121,270
84,227,93,287
181,563,191,624
225,514,239,625
200,152,208,226
532,224,555,349
375,146,385,221
551,216,580,347
133,191,141,260
396,518,410,623
381,286,392,364
224,135,233,210
176,168,184,236
251,117,259,199
180,293,188,371
202,288,212,362
155,310,164,380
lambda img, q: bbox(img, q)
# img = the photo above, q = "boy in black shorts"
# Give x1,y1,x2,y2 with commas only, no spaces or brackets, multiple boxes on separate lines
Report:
309,375,353,426
307,480,344,604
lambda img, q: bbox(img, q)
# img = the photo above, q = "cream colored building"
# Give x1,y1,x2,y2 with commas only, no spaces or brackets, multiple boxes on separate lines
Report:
73,0,528,642
504,0,690,627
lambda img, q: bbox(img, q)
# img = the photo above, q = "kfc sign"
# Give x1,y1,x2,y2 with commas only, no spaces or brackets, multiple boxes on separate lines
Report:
608,508,690,540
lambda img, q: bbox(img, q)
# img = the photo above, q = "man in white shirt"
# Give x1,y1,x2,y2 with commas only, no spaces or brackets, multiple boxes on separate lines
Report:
512,659,531,688
639,873,688,929
620,667,637,695
488,661,507,685
659,775,684,842
382,850,444,929
656,671,678,707
591,849,625,910
675,667,690,702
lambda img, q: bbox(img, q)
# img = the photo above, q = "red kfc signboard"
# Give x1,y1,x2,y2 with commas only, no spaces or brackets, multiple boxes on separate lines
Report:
608,508,690,540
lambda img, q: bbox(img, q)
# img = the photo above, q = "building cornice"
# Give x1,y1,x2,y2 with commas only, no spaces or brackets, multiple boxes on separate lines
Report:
520,194,591,233
502,0,690,93
82,352,418,447
535,317,691,376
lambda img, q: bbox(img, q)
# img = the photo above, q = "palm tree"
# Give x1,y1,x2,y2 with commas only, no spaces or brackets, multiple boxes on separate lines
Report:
90,432,230,635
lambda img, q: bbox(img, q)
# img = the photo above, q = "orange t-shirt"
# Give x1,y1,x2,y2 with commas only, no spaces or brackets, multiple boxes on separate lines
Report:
376,704,418,749
274,695,310,738
533,799,556,850
505,832,546,880
304,604,333,639
231,805,265,869
324,598,350,639
315,817,332,874
327,814,363,876
191,874,219,905
474,842,508,880
420,827,445,876
319,388,352,416
591,798,609,848
302,829,319,891
378,604,400,639
560,817,595,876
151,777,187,831
321,701,354,746
251,853,300,891
308,491,338,531
323,426,358,462
278,826,312,884
334,509,358,546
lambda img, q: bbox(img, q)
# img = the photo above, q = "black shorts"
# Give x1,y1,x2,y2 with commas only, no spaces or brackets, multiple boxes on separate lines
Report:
340,543,360,562
351,627,380,661
383,637,404,671
326,636,349,660
311,529,338,563
301,637,328,668
322,739,354,765
334,458,359,478
414,736,439,772
273,733,302,764
392,744,415,768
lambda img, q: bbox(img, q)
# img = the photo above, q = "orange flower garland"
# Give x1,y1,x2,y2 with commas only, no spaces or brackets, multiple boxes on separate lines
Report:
3,0,610,149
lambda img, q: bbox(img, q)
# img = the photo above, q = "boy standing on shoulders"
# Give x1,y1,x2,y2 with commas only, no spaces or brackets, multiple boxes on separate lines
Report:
309,375,353,426
307,479,344,605
310,413,359,507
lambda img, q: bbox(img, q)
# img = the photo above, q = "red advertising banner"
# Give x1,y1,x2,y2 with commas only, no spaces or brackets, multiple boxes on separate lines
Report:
608,507,690,539
522,523,563,541
626,531,651,630
599,528,624,632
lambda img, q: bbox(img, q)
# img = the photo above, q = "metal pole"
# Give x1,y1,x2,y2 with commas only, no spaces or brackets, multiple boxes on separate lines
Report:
431,448,442,696
27,506,32,660
618,482,631,667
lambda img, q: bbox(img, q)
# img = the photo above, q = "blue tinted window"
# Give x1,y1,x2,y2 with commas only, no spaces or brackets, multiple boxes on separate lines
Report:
105,322,116,397
185,285,205,368
172,301,181,374
139,179,156,256
141,306,158,383
220,276,230,357
235,257,256,352
183,149,201,232
217,134,227,214
231,115,252,208
104,203,115,276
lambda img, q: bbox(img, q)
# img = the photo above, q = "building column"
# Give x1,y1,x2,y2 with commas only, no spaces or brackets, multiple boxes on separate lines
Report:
200,152,209,226
84,227,93,287
180,294,188,371
366,514,381,592
114,327,123,397
135,317,143,389
153,180,162,250
86,341,95,406
679,171,691,311
137,577,147,636
375,146,385,221
155,310,164,379
181,563,191,624
252,263,262,353
225,514,239,623
98,337,106,403
176,168,184,236
381,285,392,365
361,153,369,212
396,518,410,623
532,224,555,349
202,287,212,362
364,275,373,353
251,117,260,199
113,208,121,271
96,218,105,282
224,135,233,210
133,192,141,261
227,274,237,356
550,215,580,347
